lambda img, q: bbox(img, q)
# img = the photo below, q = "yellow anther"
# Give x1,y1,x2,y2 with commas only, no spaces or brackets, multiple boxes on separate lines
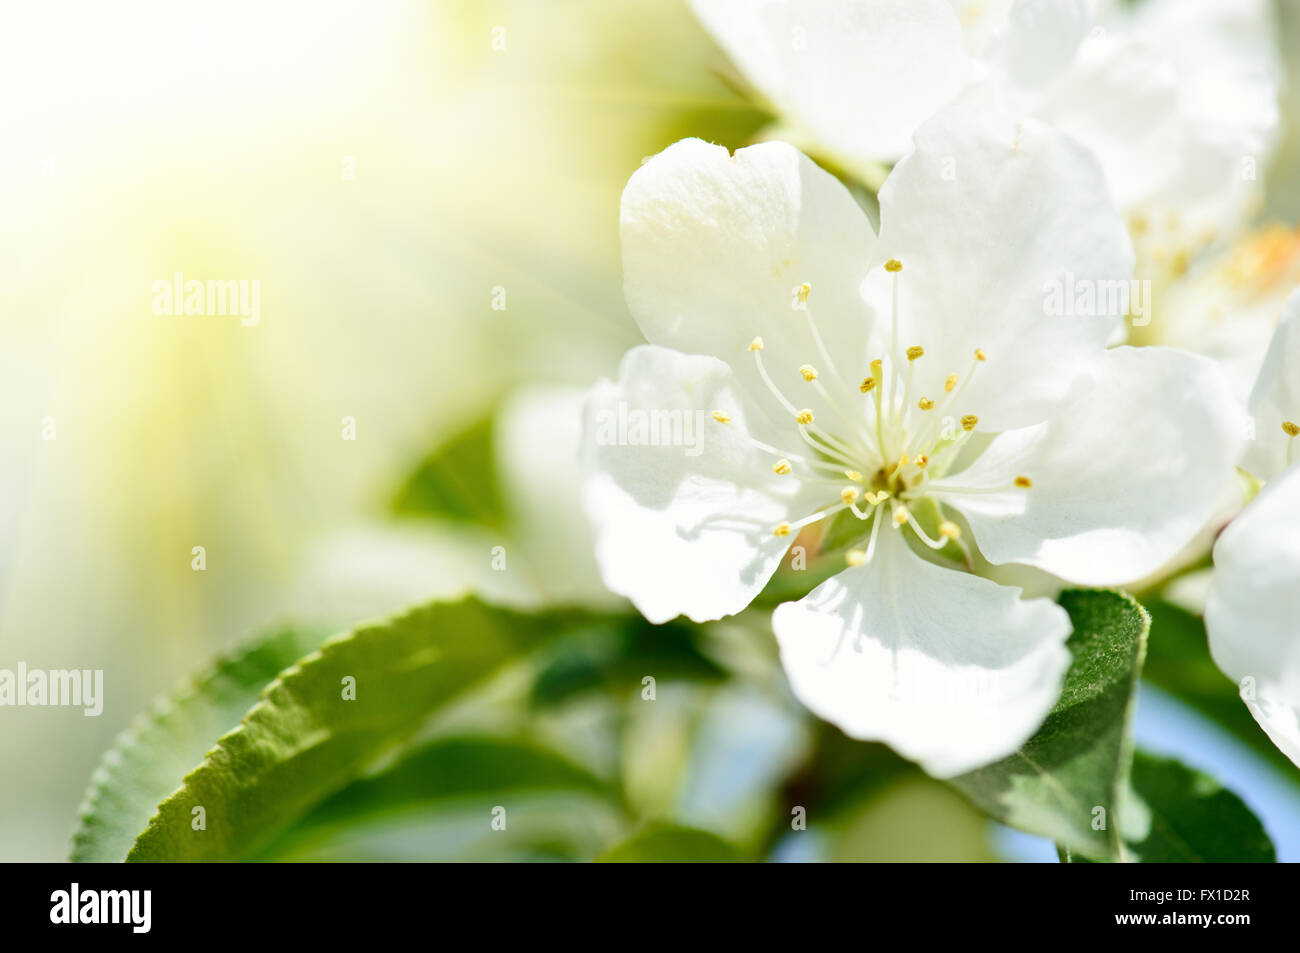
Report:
841,487,859,505
898,454,909,468
845,549,868,567
799,364,818,382
1014,475,1033,489
945,373,959,393
915,454,928,469
844,470,863,481
749,336,764,352
866,490,891,506
773,459,793,475
906,345,925,362
712,410,731,424
884,259,903,273
974,348,987,362
860,376,877,393
796,409,814,425
961,414,978,432
939,521,961,540
773,522,793,537
1284,421,1300,437
870,359,883,377
918,397,934,411
796,282,812,303
892,506,909,526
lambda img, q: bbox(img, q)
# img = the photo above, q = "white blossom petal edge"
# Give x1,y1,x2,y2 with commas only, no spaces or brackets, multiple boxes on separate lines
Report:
687,0,1279,229
1204,290,1300,768
1242,289,1300,482
583,101,1243,775
1205,464,1300,769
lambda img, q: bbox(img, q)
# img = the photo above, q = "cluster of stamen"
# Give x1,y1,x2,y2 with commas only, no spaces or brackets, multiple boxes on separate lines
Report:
711,259,1034,570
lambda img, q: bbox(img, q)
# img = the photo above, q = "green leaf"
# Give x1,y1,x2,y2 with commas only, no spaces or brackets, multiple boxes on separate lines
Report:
1061,752,1275,863
70,626,330,863
254,735,622,861
259,793,624,862
529,617,725,708
1142,599,1300,781
391,415,502,526
596,822,746,863
125,599,625,862
950,589,1149,859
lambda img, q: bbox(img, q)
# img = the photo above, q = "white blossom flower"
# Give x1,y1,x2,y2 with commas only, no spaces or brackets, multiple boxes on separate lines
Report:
1240,291,1300,483
687,0,1279,251
582,101,1243,776
1205,291,1300,768
1205,465,1300,769
1137,226,1300,402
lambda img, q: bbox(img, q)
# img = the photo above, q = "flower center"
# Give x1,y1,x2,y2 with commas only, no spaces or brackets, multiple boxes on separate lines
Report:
714,259,1033,568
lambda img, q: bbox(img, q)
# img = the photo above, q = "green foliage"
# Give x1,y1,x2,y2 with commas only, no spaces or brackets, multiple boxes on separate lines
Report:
951,589,1149,859
596,821,746,862
70,583,1282,864
254,735,621,862
391,415,502,526
70,626,329,862
529,617,725,708
1060,752,1276,863
123,599,623,861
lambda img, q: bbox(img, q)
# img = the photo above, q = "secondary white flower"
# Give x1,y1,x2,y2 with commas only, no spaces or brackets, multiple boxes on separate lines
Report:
495,385,622,608
1241,290,1300,483
1138,226,1300,402
1205,466,1300,768
582,101,1243,776
688,0,1279,246
1205,292,1300,768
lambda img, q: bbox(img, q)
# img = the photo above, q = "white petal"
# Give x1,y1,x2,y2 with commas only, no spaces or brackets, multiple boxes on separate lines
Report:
686,0,972,163
1206,464,1300,768
932,346,1244,585
1029,28,1183,214
984,0,1095,91
1035,0,1279,223
495,385,621,608
1244,289,1300,482
582,345,827,624
873,92,1134,430
772,524,1071,777
1241,691,1300,771
620,137,879,416
1127,0,1280,201
1146,229,1300,405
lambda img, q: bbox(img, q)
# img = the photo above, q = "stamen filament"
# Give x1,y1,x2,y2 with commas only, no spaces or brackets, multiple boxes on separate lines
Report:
752,347,800,418
802,308,852,397
928,480,1029,495
934,502,974,571
801,419,860,460
861,503,884,563
731,429,851,476
782,499,852,535
906,349,986,457
904,509,949,550
796,426,858,468
919,427,976,475
811,377,878,453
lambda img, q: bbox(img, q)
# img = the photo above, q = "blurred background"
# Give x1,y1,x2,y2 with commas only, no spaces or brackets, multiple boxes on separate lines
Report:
3,0,1300,862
